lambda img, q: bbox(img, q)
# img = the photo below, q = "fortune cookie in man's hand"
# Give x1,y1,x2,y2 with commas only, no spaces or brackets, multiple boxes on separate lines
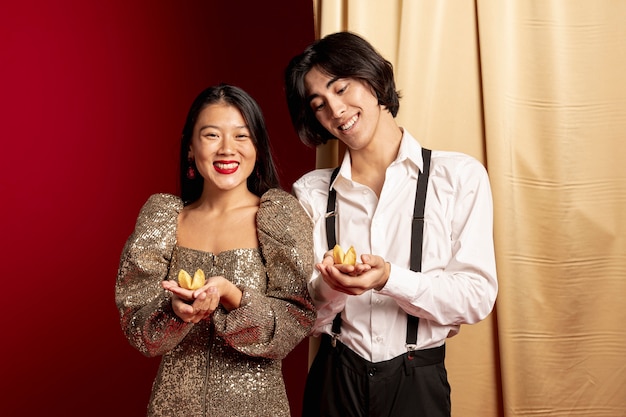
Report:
332,244,357,266
178,269,206,290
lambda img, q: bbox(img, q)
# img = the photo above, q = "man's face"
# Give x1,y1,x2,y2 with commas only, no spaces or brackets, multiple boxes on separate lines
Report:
304,67,381,151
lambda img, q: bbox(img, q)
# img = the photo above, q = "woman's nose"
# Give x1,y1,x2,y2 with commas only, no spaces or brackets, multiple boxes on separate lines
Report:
218,136,235,153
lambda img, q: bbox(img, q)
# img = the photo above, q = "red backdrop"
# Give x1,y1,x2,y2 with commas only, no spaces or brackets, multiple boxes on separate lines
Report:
0,1,315,415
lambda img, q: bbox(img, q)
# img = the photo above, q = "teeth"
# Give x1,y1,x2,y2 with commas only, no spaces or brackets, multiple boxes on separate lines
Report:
339,115,358,131
215,162,238,169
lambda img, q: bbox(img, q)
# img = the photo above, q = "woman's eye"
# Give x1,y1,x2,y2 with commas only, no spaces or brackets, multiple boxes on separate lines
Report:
201,132,221,141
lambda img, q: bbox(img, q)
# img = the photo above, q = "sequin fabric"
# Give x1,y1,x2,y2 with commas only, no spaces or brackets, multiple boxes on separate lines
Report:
115,189,316,417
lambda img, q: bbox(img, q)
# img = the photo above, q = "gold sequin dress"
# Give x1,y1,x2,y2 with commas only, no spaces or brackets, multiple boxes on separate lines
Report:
115,188,315,417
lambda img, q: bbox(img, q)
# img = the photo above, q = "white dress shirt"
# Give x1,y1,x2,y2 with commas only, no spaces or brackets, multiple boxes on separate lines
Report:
292,130,498,362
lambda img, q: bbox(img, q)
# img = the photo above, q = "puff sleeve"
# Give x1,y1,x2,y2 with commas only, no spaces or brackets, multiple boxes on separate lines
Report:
212,188,316,359
115,193,191,357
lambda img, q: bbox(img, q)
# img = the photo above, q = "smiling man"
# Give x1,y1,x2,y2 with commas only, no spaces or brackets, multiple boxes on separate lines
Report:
284,31,498,417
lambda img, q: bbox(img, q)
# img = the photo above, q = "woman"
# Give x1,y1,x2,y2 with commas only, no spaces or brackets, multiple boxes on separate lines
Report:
116,84,316,417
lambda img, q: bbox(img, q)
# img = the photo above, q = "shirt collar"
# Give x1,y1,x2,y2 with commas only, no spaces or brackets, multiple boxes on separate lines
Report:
332,129,425,189
394,129,424,176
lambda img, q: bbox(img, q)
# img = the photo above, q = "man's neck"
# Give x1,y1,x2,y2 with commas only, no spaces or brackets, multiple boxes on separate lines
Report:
350,115,403,196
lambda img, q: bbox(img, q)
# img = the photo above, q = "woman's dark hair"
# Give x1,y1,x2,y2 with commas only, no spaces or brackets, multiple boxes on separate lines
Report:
180,84,280,204
284,31,401,147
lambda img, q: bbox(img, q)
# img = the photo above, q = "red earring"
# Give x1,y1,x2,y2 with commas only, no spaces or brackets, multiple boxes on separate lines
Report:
187,157,196,180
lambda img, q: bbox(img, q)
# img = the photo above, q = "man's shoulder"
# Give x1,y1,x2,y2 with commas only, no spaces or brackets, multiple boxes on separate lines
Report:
431,149,485,169
293,167,337,189
429,150,490,187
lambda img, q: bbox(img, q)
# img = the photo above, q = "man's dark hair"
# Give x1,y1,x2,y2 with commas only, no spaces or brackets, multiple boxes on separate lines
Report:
284,31,400,147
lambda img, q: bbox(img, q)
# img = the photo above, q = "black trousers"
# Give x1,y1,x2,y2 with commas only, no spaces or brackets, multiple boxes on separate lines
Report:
302,334,451,417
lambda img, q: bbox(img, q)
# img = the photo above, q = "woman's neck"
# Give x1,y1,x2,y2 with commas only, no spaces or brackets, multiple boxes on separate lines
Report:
192,184,259,214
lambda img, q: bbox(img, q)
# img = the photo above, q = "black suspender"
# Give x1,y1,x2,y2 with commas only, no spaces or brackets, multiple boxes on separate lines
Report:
406,147,431,349
325,147,432,351
324,167,343,341
325,167,341,249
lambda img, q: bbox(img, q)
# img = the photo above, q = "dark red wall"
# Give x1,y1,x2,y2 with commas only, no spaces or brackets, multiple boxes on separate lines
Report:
0,1,315,415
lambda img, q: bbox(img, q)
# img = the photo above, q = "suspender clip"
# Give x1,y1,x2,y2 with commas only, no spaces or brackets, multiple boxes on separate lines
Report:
330,332,340,348
406,344,418,359
325,210,336,218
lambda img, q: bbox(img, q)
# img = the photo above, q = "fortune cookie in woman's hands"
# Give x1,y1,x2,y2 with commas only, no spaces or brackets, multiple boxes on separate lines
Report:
332,244,357,266
178,269,206,290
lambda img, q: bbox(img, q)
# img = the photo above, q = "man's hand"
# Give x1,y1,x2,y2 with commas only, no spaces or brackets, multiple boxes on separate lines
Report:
315,252,389,295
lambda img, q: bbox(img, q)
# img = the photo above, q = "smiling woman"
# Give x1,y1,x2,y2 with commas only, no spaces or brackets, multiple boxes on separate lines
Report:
1,1,316,415
189,102,258,196
115,84,316,417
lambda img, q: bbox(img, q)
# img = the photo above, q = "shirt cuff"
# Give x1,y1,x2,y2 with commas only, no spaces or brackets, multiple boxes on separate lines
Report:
309,274,348,308
377,262,421,303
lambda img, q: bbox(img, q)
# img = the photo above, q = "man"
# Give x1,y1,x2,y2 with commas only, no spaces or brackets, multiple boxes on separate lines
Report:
285,31,498,417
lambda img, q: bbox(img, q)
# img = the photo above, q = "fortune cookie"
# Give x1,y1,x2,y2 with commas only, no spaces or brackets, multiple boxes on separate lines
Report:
332,244,357,266
178,268,206,290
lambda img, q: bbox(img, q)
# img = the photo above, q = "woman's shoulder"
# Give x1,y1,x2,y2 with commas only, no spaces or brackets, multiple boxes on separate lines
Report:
257,188,311,230
258,188,304,216
256,189,313,251
135,193,183,227
259,188,295,205
140,193,183,211
124,193,182,253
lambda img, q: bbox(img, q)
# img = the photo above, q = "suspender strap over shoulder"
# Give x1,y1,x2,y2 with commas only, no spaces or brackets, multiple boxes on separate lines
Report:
411,148,431,273
406,147,431,351
325,148,432,350
325,166,342,346
325,167,341,250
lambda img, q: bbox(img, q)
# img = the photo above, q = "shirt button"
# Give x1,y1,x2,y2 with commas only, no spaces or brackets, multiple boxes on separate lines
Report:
368,368,377,377
376,336,383,343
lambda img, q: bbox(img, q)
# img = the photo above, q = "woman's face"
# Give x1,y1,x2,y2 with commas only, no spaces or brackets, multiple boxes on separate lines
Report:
189,102,257,193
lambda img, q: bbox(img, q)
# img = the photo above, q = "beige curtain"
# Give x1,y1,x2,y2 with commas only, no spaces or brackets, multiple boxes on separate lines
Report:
310,1,626,416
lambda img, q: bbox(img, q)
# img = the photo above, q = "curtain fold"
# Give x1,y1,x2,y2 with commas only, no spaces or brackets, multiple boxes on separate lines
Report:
311,0,626,416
